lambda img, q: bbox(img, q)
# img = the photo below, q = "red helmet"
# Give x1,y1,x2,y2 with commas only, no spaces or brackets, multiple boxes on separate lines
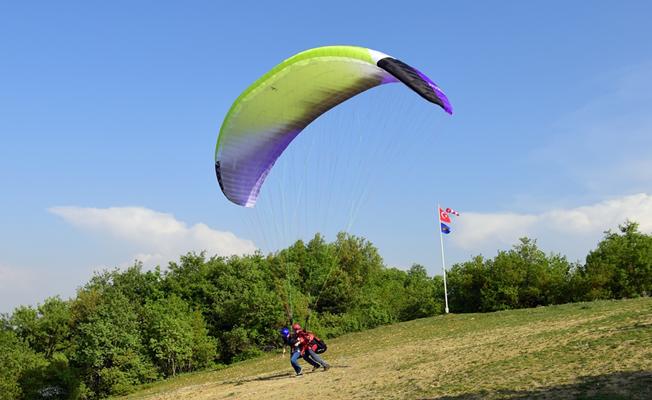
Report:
292,323,302,332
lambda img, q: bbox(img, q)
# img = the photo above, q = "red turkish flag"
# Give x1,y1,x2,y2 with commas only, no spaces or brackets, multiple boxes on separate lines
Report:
439,208,451,223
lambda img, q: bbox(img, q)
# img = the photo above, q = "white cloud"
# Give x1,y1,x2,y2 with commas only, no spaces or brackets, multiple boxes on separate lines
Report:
451,193,652,260
0,264,52,313
49,206,257,266
0,263,84,313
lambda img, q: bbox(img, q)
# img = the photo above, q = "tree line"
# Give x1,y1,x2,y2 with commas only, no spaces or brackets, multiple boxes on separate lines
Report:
1,221,650,399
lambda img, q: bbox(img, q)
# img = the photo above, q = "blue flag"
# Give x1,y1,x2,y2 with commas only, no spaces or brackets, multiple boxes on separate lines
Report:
441,223,451,234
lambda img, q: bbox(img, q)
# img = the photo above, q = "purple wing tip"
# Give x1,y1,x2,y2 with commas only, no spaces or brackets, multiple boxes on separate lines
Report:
426,79,453,115
377,57,453,115
413,68,453,115
436,88,453,115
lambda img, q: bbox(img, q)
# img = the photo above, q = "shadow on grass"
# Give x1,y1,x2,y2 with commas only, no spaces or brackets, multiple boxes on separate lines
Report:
226,365,351,385
232,371,294,384
614,321,652,333
423,371,652,400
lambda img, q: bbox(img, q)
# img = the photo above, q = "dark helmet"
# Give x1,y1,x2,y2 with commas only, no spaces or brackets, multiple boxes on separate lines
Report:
279,327,290,337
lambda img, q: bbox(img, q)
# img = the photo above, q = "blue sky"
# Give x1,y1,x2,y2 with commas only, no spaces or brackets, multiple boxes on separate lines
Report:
2,1,652,312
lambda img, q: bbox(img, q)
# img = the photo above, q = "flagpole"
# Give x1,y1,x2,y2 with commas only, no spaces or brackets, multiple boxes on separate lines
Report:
438,203,450,314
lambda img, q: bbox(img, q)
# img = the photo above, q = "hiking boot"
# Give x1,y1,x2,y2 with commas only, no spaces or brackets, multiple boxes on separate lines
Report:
322,365,330,371
312,365,321,371
295,371,303,377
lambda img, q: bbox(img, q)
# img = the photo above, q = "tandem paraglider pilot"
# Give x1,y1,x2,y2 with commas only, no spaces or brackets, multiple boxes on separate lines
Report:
279,323,330,376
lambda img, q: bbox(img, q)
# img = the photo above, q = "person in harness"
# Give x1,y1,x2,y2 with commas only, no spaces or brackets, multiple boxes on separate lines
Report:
293,323,330,372
279,323,330,376
279,325,319,376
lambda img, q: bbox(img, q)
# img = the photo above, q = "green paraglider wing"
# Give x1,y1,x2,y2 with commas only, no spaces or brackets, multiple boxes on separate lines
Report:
215,45,452,207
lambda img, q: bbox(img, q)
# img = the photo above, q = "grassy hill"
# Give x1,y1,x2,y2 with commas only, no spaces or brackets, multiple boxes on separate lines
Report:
118,298,652,399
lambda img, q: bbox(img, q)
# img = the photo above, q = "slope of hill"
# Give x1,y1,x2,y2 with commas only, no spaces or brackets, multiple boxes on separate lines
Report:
119,298,652,399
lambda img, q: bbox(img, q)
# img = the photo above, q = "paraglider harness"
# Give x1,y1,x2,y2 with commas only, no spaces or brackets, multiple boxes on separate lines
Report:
310,335,327,354
285,325,328,354
296,322,328,354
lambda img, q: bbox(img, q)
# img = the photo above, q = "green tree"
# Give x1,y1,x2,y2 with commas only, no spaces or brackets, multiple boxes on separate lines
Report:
189,309,219,370
71,288,157,398
87,263,164,311
164,253,223,312
448,239,574,312
399,264,442,320
7,297,82,399
583,221,652,299
0,328,46,400
143,295,217,376
447,256,487,312
143,295,193,377
10,296,71,359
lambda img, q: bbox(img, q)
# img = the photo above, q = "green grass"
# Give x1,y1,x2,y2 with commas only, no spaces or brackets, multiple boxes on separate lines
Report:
116,298,652,399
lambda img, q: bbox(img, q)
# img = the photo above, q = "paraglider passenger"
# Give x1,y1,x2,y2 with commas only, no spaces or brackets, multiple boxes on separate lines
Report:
279,326,318,376
293,323,330,372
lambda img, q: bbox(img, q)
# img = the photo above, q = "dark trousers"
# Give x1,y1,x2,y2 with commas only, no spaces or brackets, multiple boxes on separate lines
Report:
290,350,320,374
304,348,329,368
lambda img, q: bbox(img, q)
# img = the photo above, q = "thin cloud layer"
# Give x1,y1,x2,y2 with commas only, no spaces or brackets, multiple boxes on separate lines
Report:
0,264,46,312
451,193,652,259
0,264,36,291
534,63,652,197
49,206,257,266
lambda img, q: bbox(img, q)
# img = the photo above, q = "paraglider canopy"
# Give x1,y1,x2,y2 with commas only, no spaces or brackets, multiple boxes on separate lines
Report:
215,45,452,207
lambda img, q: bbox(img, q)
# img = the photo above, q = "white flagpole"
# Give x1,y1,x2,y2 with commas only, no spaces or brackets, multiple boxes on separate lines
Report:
438,203,450,314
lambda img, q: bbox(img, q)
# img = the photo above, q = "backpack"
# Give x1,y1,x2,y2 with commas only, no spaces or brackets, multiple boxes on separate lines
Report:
312,337,327,354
